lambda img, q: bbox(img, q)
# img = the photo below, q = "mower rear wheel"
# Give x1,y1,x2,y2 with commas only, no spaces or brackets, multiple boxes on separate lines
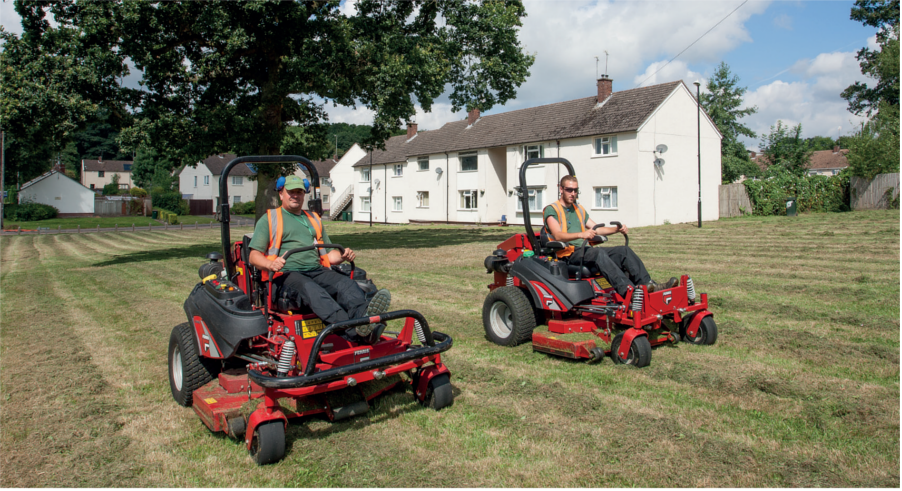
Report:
250,421,286,465
168,322,217,407
423,373,454,410
611,333,651,368
683,315,718,346
483,287,536,347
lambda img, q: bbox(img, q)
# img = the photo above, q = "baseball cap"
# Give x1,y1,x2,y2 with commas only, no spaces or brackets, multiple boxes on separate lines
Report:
280,175,309,192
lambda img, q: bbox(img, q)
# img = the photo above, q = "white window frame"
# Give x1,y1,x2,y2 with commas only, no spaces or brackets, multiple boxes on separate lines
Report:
516,187,545,212
417,191,429,208
204,175,210,185
392,196,403,211
98,171,105,178
459,151,478,172
393,164,403,177
592,136,618,157
593,186,618,210
459,189,478,210
360,196,371,212
194,176,197,188
417,156,429,171
524,144,544,160
232,176,243,186
233,195,241,205
322,194,329,204
361,168,370,182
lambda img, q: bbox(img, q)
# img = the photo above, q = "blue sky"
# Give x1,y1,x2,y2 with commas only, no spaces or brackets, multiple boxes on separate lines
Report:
1,1,879,150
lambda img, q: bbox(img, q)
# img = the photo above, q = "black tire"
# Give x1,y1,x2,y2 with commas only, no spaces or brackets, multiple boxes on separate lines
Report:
250,421,286,465
168,322,217,407
482,287,536,347
611,333,651,368
423,373,454,410
683,315,718,346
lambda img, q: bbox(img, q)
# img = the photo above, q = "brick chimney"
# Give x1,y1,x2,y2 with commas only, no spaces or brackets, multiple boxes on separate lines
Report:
467,108,480,126
407,121,418,139
597,76,613,102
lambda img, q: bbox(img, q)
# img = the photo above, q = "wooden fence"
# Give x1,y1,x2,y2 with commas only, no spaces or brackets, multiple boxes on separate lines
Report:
850,173,900,210
188,199,214,215
94,197,152,216
718,183,752,218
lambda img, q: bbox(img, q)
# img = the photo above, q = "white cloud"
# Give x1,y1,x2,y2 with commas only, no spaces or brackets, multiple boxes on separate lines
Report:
633,60,704,89
0,1,24,35
338,0,359,17
325,101,462,133
740,50,872,148
773,13,792,30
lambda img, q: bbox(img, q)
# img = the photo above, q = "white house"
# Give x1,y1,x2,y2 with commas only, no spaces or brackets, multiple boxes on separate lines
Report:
81,159,135,192
324,143,368,218
179,154,258,207
19,169,95,217
346,79,722,228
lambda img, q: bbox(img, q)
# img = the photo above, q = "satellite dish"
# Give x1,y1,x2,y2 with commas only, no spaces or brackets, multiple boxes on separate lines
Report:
654,158,665,167
655,144,668,154
435,167,443,174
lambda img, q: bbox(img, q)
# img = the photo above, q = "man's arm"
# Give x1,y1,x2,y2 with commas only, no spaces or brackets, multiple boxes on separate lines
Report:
585,217,627,237
249,249,285,272
546,215,595,242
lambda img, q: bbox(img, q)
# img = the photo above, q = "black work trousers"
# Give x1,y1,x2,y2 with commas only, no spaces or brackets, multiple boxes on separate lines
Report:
568,246,651,297
274,268,368,325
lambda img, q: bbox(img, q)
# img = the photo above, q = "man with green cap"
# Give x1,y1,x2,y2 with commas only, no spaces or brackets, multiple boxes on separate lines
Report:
248,175,391,343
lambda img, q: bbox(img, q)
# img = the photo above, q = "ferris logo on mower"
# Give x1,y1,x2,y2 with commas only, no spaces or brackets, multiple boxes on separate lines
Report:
663,291,672,305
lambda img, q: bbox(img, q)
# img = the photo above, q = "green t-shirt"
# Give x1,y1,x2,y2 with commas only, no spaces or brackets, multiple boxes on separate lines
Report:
249,208,332,272
543,203,589,246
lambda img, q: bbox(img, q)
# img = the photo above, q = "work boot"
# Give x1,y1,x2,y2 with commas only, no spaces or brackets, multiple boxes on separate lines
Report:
363,323,387,345
356,289,391,337
663,277,679,290
645,280,662,293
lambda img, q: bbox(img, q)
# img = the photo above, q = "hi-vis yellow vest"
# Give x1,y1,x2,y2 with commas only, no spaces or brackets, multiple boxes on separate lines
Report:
544,201,587,258
263,208,331,280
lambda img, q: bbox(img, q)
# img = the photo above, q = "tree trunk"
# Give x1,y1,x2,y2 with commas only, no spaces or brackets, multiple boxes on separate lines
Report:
255,173,281,222
252,59,286,223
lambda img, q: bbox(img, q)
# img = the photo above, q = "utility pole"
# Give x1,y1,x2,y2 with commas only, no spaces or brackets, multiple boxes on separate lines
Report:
1,130,5,230
694,81,702,228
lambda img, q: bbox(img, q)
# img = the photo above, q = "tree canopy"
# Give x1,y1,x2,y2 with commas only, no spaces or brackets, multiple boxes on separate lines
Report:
841,0,899,116
7,0,535,218
698,62,759,183
759,121,813,177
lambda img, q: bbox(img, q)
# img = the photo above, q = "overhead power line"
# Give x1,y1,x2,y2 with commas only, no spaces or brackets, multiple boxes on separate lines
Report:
634,0,748,89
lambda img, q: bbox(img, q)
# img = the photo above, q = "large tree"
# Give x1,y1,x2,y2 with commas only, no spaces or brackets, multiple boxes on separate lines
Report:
759,121,813,177
14,0,535,219
699,62,760,183
841,0,900,116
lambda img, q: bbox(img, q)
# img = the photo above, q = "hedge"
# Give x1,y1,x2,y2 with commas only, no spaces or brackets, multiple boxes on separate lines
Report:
743,167,850,216
7,202,59,221
154,207,180,225
231,201,256,215
151,192,189,215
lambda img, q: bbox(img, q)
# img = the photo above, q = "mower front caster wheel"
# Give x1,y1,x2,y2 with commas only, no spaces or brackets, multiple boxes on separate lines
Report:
483,287,536,347
611,333,651,368
168,322,217,406
418,373,454,410
250,421,286,465
682,315,718,346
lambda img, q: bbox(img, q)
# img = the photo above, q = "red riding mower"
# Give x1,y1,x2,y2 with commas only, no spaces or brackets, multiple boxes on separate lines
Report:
168,156,453,465
481,157,716,368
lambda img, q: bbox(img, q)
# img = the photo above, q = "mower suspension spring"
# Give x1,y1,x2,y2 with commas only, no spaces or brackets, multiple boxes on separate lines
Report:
276,340,297,377
686,277,696,302
630,287,644,312
413,320,427,344
506,275,513,287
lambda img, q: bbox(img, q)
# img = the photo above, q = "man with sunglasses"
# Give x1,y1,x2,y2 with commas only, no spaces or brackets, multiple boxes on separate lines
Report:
543,175,676,299
248,175,391,343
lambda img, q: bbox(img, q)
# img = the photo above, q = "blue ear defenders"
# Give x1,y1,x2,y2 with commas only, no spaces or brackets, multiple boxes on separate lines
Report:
276,176,286,191
302,178,310,192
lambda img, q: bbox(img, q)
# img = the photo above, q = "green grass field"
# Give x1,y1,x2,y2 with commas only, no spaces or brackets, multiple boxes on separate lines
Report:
1,211,898,486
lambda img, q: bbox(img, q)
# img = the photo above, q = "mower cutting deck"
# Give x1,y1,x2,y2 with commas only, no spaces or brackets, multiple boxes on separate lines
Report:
167,155,453,465
481,157,717,368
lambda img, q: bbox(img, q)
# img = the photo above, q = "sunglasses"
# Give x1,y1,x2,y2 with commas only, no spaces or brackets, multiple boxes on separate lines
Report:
562,187,579,193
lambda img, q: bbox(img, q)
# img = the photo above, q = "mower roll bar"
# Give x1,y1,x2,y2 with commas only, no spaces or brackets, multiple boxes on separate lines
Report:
218,155,321,279
247,310,453,389
518,157,575,252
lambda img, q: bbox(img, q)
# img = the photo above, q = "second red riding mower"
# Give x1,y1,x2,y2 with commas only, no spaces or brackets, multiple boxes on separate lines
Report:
167,156,453,465
482,157,716,367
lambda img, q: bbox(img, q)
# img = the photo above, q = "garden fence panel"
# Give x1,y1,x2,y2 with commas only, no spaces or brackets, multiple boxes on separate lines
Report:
851,173,900,210
719,183,752,217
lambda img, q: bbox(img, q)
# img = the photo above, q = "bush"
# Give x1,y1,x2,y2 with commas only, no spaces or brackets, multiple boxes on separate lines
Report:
12,202,59,221
154,207,180,225
102,182,121,196
3,203,18,220
744,167,850,216
129,187,148,197
151,192,188,215
231,201,256,215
